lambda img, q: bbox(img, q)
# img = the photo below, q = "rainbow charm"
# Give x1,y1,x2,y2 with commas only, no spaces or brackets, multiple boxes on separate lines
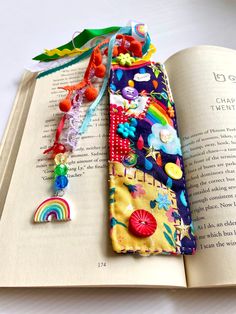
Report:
34,197,71,223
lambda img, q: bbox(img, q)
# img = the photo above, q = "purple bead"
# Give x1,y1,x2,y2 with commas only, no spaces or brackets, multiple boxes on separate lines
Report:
121,87,139,100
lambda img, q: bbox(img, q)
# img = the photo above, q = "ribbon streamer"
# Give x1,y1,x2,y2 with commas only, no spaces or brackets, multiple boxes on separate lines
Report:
34,26,121,62
79,25,150,135
78,26,132,134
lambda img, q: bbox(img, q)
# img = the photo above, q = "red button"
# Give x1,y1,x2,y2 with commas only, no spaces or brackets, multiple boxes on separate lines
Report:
129,210,157,238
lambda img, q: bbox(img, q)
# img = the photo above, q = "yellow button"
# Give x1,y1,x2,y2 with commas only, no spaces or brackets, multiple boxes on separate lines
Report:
165,162,183,180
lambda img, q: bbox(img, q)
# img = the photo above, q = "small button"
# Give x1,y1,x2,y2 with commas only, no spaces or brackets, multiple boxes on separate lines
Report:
117,53,135,66
165,162,183,180
121,86,139,100
122,152,138,167
129,209,157,238
159,129,172,143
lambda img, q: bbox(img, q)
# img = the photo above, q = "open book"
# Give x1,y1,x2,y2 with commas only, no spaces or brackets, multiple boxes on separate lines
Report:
1,45,236,288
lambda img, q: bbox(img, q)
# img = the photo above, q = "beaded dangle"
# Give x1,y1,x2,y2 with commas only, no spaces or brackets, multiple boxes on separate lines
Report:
33,40,108,223
33,30,147,223
34,146,71,223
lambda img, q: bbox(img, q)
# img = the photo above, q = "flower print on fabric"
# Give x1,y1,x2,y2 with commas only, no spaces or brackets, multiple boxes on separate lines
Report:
110,104,123,115
166,207,176,222
150,193,171,210
123,183,145,198
156,193,171,210
110,94,149,118
148,123,182,156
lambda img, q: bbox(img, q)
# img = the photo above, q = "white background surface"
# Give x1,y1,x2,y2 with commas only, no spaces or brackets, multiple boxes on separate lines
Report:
0,0,236,313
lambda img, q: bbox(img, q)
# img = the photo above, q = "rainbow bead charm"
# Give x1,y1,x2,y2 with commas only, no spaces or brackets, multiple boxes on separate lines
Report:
34,197,71,223
33,153,71,223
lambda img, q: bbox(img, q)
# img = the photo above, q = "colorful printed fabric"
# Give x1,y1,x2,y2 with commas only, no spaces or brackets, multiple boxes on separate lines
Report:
108,60,196,255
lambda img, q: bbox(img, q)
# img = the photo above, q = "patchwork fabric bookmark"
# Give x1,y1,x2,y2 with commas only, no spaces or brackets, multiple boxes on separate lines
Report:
108,47,196,255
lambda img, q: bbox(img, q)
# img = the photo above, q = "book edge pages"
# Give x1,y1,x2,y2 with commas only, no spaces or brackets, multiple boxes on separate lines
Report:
165,44,236,288
165,45,236,64
0,71,36,216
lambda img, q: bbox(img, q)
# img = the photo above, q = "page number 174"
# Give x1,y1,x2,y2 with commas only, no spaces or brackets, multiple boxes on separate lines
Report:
97,262,107,268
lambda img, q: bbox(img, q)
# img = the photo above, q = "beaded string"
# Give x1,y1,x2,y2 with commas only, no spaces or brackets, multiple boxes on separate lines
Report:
33,30,149,223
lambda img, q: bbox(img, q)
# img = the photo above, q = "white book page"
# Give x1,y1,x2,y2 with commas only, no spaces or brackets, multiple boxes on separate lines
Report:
165,46,236,287
0,60,186,287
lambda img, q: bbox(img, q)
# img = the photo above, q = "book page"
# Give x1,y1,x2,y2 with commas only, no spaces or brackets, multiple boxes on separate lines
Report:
0,60,186,287
0,72,36,217
165,46,236,287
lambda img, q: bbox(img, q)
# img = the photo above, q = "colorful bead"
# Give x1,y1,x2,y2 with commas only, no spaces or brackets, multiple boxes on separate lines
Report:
54,164,68,176
54,175,68,190
54,153,68,165
129,210,157,238
53,143,67,155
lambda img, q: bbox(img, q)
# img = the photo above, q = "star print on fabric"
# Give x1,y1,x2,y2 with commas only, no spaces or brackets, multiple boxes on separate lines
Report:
175,220,191,240
156,193,171,210
145,145,159,160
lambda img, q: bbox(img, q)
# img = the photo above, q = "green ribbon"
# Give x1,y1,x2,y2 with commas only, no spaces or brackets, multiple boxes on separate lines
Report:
33,26,121,62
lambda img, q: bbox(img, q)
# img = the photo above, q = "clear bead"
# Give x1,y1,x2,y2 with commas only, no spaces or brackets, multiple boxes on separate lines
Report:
54,153,68,165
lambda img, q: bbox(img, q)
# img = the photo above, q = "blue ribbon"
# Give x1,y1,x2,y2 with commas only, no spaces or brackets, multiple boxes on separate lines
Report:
79,26,150,135
78,26,132,134
142,32,151,55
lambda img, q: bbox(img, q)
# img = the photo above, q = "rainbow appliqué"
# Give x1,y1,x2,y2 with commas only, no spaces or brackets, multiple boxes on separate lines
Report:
34,197,71,223
145,99,173,127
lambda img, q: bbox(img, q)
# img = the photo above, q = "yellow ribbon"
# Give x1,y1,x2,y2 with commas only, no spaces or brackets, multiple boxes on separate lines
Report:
44,47,89,58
